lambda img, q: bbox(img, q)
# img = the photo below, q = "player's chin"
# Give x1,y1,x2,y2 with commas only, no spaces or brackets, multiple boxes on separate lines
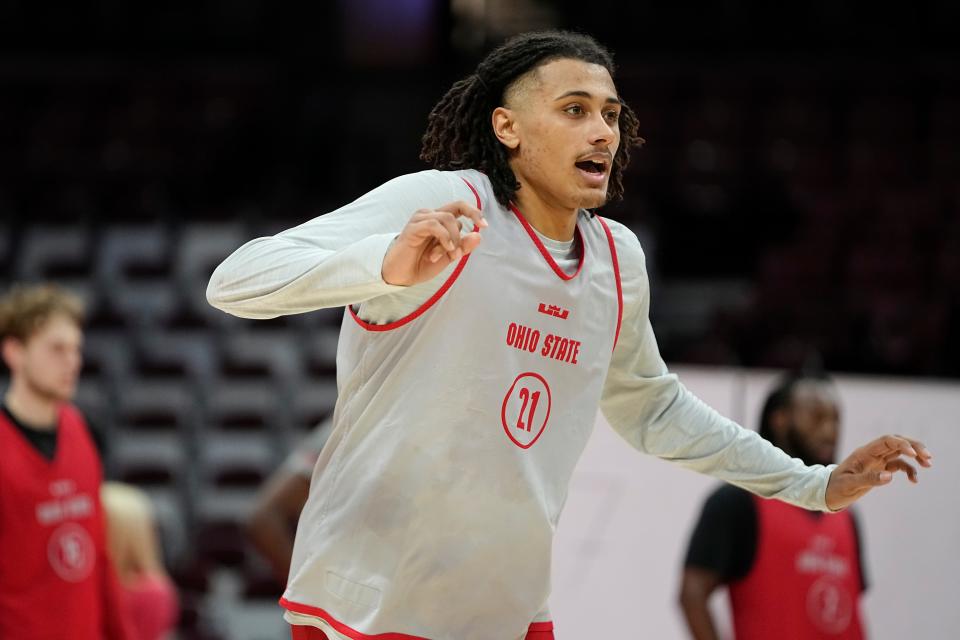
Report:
55,381,78,401
579,186,609,209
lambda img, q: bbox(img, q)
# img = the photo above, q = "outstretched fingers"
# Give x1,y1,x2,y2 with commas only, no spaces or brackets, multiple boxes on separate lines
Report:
873,435,916,458
870,435,932,467
895,434,933,467
829,432,933,510
859,434,928,484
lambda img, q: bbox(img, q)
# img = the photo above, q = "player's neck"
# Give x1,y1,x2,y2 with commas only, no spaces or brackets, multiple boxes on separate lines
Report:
4,380,59,430
512,189,578,242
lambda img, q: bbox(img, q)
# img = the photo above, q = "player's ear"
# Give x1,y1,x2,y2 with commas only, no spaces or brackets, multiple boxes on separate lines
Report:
1,336,24,372
492,107,521,150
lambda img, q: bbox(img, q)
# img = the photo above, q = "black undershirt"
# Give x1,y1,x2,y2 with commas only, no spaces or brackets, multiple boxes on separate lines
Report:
684,484,869,591
2,403,59,460
1,403,104,462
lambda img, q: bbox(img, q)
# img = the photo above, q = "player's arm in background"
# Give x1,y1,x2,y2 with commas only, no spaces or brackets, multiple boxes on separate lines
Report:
101,550,136,640
678,486,755,640
246,420,332,584
246,466,310,584
206,170,483,318
97,485,137,640
101,482,179,639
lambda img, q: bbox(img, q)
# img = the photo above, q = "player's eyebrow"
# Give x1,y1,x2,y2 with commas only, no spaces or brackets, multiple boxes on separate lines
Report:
553,90,621,105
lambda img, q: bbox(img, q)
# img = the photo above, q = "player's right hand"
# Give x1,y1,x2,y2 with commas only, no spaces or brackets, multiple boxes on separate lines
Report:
381,201,487,287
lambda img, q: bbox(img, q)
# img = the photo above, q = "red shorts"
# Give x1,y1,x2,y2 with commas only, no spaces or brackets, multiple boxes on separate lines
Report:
291,626,328,640
291,623,555,639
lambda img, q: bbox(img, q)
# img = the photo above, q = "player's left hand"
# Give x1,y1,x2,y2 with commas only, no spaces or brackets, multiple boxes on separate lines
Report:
825,434,933,511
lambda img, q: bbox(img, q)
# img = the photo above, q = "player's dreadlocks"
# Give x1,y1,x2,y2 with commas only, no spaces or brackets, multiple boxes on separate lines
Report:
420,31,642,208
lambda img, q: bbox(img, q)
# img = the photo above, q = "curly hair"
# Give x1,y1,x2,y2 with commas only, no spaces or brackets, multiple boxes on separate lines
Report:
420,30,642,208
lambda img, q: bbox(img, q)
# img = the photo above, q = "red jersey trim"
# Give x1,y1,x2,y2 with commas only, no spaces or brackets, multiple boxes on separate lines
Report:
508,203,585,281
281,597,427,639
348,178,482,332
528,621,555,632
596,217,623,352
281,597,554,639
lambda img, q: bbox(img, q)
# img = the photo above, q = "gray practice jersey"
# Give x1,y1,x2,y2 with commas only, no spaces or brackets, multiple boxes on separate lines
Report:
207,169,834,639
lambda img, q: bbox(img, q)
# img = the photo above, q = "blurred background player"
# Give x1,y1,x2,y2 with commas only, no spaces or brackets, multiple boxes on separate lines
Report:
680,371,867,639
0,283,135,639
102,481,180,640
246,417,334,585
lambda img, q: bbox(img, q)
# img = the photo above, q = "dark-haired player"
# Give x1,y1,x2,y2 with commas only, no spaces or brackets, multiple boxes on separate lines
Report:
680,372,868,639
208,31,931,640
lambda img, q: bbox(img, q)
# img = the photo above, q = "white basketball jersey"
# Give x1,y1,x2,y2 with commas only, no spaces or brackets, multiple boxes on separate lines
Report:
281,169,623,639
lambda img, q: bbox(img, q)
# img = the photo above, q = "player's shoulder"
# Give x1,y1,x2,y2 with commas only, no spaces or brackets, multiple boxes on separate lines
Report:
446,169,494,208
59,402,88,426
370,169,487,210
594,216,642,252
60,402,110,454
703,483,755,515
102,481,154,519
592,215,648,282
374,169,455,195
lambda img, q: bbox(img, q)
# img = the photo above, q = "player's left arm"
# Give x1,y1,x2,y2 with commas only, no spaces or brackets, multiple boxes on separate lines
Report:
97,497,137,640
597,221,931,511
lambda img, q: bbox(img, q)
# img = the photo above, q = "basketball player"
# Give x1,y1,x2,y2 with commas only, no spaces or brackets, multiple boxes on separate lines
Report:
680,372,868,639
247,418,334,584
0,284,135,639
206,31,932,640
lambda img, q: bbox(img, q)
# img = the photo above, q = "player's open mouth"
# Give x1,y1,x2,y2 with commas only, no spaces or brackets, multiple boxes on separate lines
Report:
575,159,606,174
574,155,610,186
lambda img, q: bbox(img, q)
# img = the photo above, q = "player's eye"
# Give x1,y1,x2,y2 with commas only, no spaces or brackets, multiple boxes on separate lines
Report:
604,110,620,122
564,105,584,116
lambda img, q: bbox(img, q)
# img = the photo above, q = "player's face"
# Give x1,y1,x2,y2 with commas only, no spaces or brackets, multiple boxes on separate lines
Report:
505,58,621,210
785,382,840,466
16,314,83,403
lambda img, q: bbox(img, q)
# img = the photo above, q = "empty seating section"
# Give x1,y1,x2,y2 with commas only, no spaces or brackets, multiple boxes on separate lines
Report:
617,66,960,375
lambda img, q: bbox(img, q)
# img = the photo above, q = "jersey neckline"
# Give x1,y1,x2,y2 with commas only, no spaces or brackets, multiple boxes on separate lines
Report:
508,202,585,281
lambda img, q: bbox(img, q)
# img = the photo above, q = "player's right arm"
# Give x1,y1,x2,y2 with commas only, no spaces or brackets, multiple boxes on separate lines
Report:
678,486,753,640
380,202,485,287
206,170,483,319
678,566,722,640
